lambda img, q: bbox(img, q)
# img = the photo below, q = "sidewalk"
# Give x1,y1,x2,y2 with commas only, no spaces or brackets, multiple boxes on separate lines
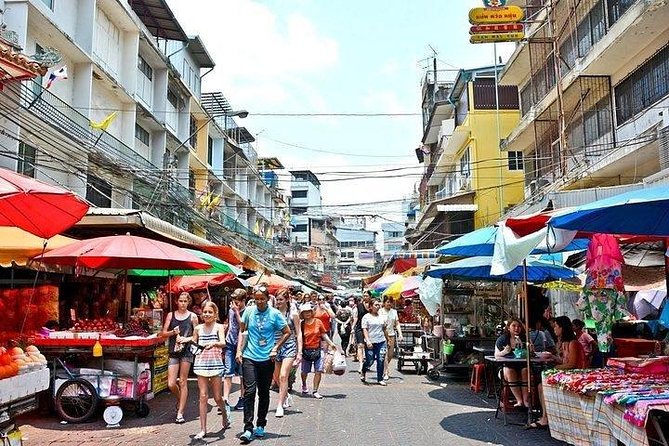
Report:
18,363,566,446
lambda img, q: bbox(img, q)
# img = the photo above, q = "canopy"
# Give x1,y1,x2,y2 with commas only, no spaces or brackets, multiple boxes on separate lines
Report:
0,168,89,238
0,227,76,267
549,185,669,235
425,256,577,282
368,274,404,292
199,245,272,274
248,274,295,294
129,249,242,277
383,275,423,298
34,234,211,270
169,274,246,293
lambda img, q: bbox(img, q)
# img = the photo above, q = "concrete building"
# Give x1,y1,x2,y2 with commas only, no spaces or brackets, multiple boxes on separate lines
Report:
500,0,669,215
289,170,322,245
381,222,406,258
406,65,524,249
336,223,378,288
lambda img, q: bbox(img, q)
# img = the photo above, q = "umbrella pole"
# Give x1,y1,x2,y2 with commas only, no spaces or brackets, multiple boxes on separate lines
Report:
20,240,48,334
522,259,532,426
168,271,172,313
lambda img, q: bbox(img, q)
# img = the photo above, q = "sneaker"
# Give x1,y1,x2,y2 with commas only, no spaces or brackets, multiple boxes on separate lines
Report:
383,374,390,381
234,398,245,411
284,394,293,408
378,380,388,386
360,372,366,383
301,386,309,395
253,426,266,438
275,405,284,418
194,431,206,440
239,430,253,444
312,391,323,399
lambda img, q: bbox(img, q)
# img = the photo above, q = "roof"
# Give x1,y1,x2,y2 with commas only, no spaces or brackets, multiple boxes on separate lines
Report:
449,65,505,104
290,170,321,186
187,36,215,69
201,91,233,116
335,227,376,243
129,0,189,41
0,38,48,80
258,157,284,170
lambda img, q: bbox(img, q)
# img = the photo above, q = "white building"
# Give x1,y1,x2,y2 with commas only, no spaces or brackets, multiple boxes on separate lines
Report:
289,170,322,245
381,222,406,258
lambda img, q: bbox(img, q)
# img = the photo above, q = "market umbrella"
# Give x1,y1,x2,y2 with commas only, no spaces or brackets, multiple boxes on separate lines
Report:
169,274,248,294
548,185,669,235
248,274,295,294
425,256,577,282
0,168,89,239
368,274,404,293
383,275,423,298
33,234,211,270
128,249,243,277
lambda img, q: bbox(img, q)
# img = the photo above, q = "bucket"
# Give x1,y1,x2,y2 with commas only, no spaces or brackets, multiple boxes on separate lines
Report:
443,342,455,356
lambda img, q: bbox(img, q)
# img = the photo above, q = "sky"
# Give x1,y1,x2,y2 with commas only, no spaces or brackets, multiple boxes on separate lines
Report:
166,0,514,225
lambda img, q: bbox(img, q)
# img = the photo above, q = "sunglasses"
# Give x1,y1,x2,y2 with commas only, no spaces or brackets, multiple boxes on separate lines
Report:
253,285,268,293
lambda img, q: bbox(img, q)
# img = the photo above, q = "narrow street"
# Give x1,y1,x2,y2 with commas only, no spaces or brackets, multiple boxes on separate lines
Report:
19,361,564,446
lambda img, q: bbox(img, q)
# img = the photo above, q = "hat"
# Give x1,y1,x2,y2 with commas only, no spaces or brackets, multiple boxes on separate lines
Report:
299,303,313,314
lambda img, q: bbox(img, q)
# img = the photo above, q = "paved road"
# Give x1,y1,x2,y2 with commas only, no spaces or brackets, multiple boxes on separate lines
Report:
18,361,566,446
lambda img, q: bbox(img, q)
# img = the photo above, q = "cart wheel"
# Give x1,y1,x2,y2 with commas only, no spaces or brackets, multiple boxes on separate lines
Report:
427,368,441,381
54,378,99,423
135,401,150,418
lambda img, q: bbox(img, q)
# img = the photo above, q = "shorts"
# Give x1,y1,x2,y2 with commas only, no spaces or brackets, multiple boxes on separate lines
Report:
301,351,325,374
354,329,365,345
222,345,241,377
276,340,297,362
169,355,194,366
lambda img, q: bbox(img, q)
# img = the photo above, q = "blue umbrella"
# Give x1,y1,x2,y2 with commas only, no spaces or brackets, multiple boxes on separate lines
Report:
436,225,589,256
549,185,669,235
425,256,577,282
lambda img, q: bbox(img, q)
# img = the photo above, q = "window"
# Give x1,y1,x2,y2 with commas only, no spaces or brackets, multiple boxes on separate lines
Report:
508,151,523,171
292,190,308,199
189,115,197,149
40,0,54,9
459,148,471,177
135,124,150,146
86,174,112,208
93,8,121,77
292,207,307,215
294,224,308,232
137,56,153,79
207,136,213,166
167,89,179,108
17,142,36,177
608,0,638,26
615,45,669,125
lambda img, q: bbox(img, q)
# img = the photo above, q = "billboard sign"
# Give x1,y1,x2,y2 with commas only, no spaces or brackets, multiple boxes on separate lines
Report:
469,32,525,44
468,6,524,24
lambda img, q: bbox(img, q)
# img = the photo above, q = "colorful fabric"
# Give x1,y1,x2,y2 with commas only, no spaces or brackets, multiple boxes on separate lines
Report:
193,323,224,377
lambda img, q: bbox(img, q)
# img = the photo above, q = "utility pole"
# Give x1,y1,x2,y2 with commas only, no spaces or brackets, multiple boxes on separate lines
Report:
549,0,568,177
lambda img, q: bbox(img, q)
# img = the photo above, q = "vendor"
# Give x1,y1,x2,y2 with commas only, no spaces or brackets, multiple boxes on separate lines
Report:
494,318,530,408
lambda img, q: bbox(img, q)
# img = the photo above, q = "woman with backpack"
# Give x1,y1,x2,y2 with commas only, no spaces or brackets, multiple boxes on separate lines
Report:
160,292,198,424
299,303,336,399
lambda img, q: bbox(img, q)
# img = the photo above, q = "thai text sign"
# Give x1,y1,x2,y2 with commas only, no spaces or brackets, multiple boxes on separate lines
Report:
470,23,524,34
469,6,524,24
470,32,525,44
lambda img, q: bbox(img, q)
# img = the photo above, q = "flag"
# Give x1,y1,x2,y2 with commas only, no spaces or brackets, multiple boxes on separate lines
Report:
199,192,213,208
45,66,67,89
89,112,118,131
207,194,221,210
253,220,260,235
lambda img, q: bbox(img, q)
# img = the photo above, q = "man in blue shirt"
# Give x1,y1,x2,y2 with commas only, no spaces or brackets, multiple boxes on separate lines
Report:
236,285,289,444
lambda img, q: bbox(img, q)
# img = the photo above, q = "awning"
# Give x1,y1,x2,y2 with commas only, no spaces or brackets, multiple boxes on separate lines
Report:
437,204,478,212
0,227,76,267
128,0,189,41
199,245,273,274
390,249,440,260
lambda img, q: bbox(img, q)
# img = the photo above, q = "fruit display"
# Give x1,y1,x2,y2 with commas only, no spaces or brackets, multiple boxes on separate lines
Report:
0,285,59,332
0,345,47,380
114,318,151,338
71,317,118,332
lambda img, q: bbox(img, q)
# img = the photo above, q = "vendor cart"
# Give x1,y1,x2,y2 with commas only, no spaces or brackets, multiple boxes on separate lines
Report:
396,323,434,374
0,369,50,445
33,336,164,424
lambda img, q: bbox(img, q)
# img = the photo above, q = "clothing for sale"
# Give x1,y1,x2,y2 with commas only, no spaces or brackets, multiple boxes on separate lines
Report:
361,313,386,344
193,323,224,377
241,306,287,362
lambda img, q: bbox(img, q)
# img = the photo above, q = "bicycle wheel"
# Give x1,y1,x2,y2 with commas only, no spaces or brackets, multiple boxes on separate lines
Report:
54,378,99,423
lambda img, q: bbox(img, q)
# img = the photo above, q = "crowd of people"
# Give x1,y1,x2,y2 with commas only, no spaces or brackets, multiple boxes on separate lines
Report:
160,287,400,443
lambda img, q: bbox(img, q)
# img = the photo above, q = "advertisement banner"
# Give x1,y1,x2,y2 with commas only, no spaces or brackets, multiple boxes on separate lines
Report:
469,6,524,24
470,32,525,43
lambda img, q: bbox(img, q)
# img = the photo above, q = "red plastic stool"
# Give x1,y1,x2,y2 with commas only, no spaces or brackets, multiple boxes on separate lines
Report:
470,363,485,393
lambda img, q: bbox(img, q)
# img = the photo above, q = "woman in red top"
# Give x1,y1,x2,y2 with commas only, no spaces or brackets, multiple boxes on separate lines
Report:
532,316,587,429
314,295,335,334
299,303,336,399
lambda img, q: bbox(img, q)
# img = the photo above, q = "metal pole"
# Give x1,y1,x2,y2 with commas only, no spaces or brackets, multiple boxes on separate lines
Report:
494,43,504,219
522,259,532,426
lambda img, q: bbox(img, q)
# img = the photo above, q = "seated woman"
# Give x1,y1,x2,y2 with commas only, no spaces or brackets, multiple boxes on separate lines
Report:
531,315,587,429
494,318,530,408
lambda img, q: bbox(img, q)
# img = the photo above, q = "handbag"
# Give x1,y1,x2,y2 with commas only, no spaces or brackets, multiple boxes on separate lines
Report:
303,348,321,362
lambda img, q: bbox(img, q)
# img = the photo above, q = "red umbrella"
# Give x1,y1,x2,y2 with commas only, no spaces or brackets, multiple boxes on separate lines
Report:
0,168,89,238
34,234,211,270
248,274,295,294
169,273,244,293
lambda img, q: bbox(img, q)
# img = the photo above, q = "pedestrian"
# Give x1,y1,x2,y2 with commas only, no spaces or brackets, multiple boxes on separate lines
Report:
160,292,198,424
361,299,390,386
191,301,228,440
379,296,402,381
352,292,371,369
272,288,302,417
236,285,291,444
314,294,335,340
223,289,247,415
572,319,598,367
299,303,336,399
334,304,352,357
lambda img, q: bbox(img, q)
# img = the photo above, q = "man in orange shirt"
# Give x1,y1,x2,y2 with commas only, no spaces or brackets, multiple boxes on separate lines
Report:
299,303,336,399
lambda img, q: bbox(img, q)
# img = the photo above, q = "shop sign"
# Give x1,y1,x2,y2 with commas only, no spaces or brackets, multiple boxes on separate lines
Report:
470,23,524,34
469,31,525,44
469,6,524,24
482,0,507,6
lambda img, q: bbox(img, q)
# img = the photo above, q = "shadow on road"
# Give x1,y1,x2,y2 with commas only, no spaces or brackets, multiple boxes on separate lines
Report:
426,381,493,410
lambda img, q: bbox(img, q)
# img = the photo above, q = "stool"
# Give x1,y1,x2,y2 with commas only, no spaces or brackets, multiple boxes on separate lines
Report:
470,363,485,393
494,369,527,426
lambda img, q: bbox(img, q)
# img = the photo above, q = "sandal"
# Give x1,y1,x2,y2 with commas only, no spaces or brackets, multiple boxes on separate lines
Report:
175,415,185,424
194,431,206,440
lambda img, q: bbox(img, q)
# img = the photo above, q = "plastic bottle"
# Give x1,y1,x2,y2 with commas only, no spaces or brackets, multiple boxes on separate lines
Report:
93,335,103,358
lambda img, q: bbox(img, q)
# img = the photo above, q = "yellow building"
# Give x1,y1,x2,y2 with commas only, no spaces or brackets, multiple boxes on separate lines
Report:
407,66,524,249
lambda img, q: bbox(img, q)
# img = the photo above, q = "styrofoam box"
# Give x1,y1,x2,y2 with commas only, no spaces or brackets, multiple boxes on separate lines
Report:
0,369,50,404
49,331,74,339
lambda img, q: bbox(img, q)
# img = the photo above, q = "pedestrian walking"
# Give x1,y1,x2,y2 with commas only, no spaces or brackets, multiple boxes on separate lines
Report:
272,288,302,417
223,289,247,415
236,286,291,444
191,302,228,440
299,303,336,399
335,304,353,357
361,299,390,386
160,292,198,424
352,292,371,369
314,294,335,340
379,296,402,381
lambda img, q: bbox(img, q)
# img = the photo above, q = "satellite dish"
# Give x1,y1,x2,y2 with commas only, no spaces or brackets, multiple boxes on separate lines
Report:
103,405,123,427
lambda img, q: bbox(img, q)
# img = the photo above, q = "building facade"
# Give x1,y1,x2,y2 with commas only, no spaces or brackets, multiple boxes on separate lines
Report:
381,222,406,259
336,222,378,288
289,170,322,245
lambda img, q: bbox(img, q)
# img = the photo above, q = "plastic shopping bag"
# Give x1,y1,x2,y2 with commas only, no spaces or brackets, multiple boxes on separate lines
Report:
332,350,347,376
324,350,335,374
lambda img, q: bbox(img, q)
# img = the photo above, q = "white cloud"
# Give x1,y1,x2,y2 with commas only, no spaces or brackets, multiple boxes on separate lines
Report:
361,90,405,115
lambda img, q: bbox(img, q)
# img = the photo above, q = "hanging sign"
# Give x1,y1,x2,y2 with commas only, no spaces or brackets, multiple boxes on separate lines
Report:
470,23,524,34
469,32,525,44
469,6,524,24
482,0,507,6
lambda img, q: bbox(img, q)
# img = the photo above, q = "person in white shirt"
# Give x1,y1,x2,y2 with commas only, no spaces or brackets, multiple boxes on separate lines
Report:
361,299,390,386
379,296,403,381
